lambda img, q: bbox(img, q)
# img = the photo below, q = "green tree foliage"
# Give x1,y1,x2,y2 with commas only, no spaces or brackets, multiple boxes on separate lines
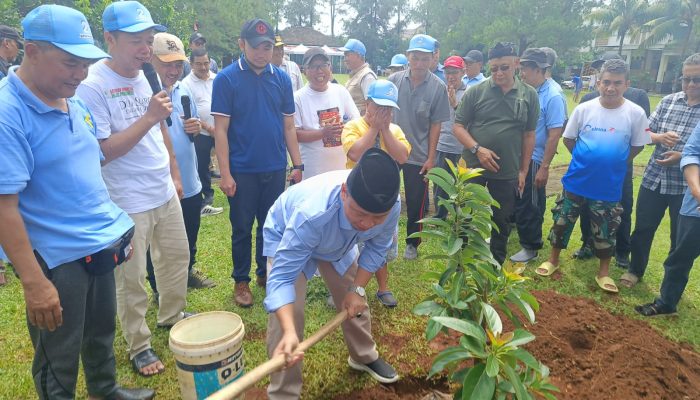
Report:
284,0,318,27
413,0,595,62
588,0,651,55
0,0,20,26
643,0,700,57
342,0,406,68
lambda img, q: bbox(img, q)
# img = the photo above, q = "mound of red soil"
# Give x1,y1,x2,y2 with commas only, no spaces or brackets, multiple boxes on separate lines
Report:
334,290,700,400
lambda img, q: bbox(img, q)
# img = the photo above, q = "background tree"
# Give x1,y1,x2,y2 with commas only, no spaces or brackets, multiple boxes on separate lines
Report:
284,0,318,27
642,0,699,58
342,0,408,68
588,0,651,55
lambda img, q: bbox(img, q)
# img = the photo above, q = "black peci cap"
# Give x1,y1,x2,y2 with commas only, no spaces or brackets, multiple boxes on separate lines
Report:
346,148,400,214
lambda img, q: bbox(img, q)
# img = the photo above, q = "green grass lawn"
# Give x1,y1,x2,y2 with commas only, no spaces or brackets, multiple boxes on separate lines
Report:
1,89,696,399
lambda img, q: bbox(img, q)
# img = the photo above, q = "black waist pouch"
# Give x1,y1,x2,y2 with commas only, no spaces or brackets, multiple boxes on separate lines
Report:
79,227,135,276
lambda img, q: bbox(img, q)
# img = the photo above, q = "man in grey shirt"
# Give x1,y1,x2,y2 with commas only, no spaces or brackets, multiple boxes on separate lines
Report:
388,34,450,259
434,55,468,219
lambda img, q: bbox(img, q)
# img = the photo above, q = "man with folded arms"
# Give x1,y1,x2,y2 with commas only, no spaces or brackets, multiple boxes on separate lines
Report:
0,5,153,399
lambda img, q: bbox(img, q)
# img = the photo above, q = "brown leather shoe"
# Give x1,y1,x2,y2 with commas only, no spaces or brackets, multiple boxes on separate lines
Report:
256,274,267,289
234,282,253,307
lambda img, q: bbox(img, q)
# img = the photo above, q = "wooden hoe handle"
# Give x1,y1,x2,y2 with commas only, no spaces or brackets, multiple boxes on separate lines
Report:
206,310,349,400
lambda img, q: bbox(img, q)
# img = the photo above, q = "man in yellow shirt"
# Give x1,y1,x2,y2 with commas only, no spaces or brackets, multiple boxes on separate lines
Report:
342,80,410,307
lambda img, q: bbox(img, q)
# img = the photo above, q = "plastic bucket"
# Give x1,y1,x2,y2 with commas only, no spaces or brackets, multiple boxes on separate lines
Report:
169,311,245,400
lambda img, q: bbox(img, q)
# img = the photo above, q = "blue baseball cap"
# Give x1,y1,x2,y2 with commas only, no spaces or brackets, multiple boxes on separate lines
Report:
367,80,400,109
22,5,109,60
339,39,366,57
103,1,166,33
389,54,408,67
407,34,436,53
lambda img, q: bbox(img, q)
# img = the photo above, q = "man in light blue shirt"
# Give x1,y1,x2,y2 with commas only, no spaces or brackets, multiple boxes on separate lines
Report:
636,122,700,316
511,48,566,262
0,5,153,399
462,49,485,88
263,148,400,399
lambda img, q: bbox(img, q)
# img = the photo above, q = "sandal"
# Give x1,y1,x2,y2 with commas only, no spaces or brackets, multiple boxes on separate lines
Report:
634,302,676,317
535,261,558,277
619,272,639,288
376,291,398,308
131,348,165,377
595,276,619,293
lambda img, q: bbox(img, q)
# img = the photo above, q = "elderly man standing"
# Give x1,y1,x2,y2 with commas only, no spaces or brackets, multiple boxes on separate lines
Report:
264,149,401,399
434,55,468,219
0,25,22,79
341,38,377,115
182,48,224,216
389,34,450,260
462,50,485,88
621,53,700,288
295,47,359,179
211,19,303,307
0,5,154,399
77,0,191,377
453,42,539,265
510,48,566,262
272,34,303,92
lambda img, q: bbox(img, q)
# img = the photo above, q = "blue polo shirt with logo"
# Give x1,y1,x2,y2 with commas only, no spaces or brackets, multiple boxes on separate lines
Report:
211,55,294,173
532,78,566,163
0,67,134,269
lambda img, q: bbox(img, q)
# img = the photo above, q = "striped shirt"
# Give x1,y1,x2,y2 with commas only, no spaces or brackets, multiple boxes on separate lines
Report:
642,92,700,195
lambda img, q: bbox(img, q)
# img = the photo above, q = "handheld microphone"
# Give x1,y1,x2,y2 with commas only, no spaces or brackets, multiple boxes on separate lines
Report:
181,94,194,142
142,63,172,126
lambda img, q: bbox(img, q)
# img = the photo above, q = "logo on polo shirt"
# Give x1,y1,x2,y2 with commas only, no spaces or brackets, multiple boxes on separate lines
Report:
84,113,94,129
609,127,616,133
80,20,93,40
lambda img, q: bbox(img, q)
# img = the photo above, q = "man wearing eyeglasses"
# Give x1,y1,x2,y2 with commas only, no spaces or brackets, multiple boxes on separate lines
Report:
620,53,700,289
294,47,360,179
453,42,539,265
0,25,22,79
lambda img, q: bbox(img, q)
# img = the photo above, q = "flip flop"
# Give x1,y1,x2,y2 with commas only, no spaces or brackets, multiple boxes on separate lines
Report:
595,276,619,293
376,291,398,308
619,272,639,288
535,261,558,277
131,348,165,377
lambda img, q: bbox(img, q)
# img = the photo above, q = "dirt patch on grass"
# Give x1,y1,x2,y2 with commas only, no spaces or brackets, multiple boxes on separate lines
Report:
335,290,700,400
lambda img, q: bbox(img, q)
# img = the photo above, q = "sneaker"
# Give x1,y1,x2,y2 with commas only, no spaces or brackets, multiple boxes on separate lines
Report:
635,302,676,317
510,248,538,263
615,253,630,269
573,244,594,260
403,244,417,260
188,269,216,289
348,356,399,383
201,205,223,217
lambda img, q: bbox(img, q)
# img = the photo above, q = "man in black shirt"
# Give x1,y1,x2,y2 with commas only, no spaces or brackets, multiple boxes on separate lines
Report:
574,52,650,268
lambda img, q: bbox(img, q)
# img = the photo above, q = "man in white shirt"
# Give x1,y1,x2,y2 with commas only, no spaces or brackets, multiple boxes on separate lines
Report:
76,0,191,378
295,47,360,179
182,48,224,216
272,34,303,91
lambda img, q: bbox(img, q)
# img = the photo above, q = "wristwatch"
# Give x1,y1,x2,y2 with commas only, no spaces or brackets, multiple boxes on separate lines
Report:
347,284,366,297
469,144,481,154
291,164,304,171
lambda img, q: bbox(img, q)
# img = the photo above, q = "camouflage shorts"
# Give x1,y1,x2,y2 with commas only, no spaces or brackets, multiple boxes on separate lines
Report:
548,190,623,259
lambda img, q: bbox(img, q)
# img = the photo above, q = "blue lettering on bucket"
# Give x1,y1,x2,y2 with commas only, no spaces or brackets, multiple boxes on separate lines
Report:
177,347,245,399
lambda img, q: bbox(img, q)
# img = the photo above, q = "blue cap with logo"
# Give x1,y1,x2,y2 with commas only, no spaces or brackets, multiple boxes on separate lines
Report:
22,5,109,60
389,54,408,67
339,39,366,57
407,34,436,53
103,1,166,33
367,80,400,109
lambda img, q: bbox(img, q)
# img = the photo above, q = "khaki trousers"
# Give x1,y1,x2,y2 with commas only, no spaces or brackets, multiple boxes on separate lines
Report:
266,258,378,400
115,195,189,358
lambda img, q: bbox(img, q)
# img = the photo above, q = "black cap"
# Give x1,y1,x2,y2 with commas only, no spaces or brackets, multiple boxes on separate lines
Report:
346,148,400,214
240,18,274,47
0,25,22,49
591,51,622,70
189,32,205,44
302,47,329,67
463,50,483,63
488,42,516,60
520,48,550,69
